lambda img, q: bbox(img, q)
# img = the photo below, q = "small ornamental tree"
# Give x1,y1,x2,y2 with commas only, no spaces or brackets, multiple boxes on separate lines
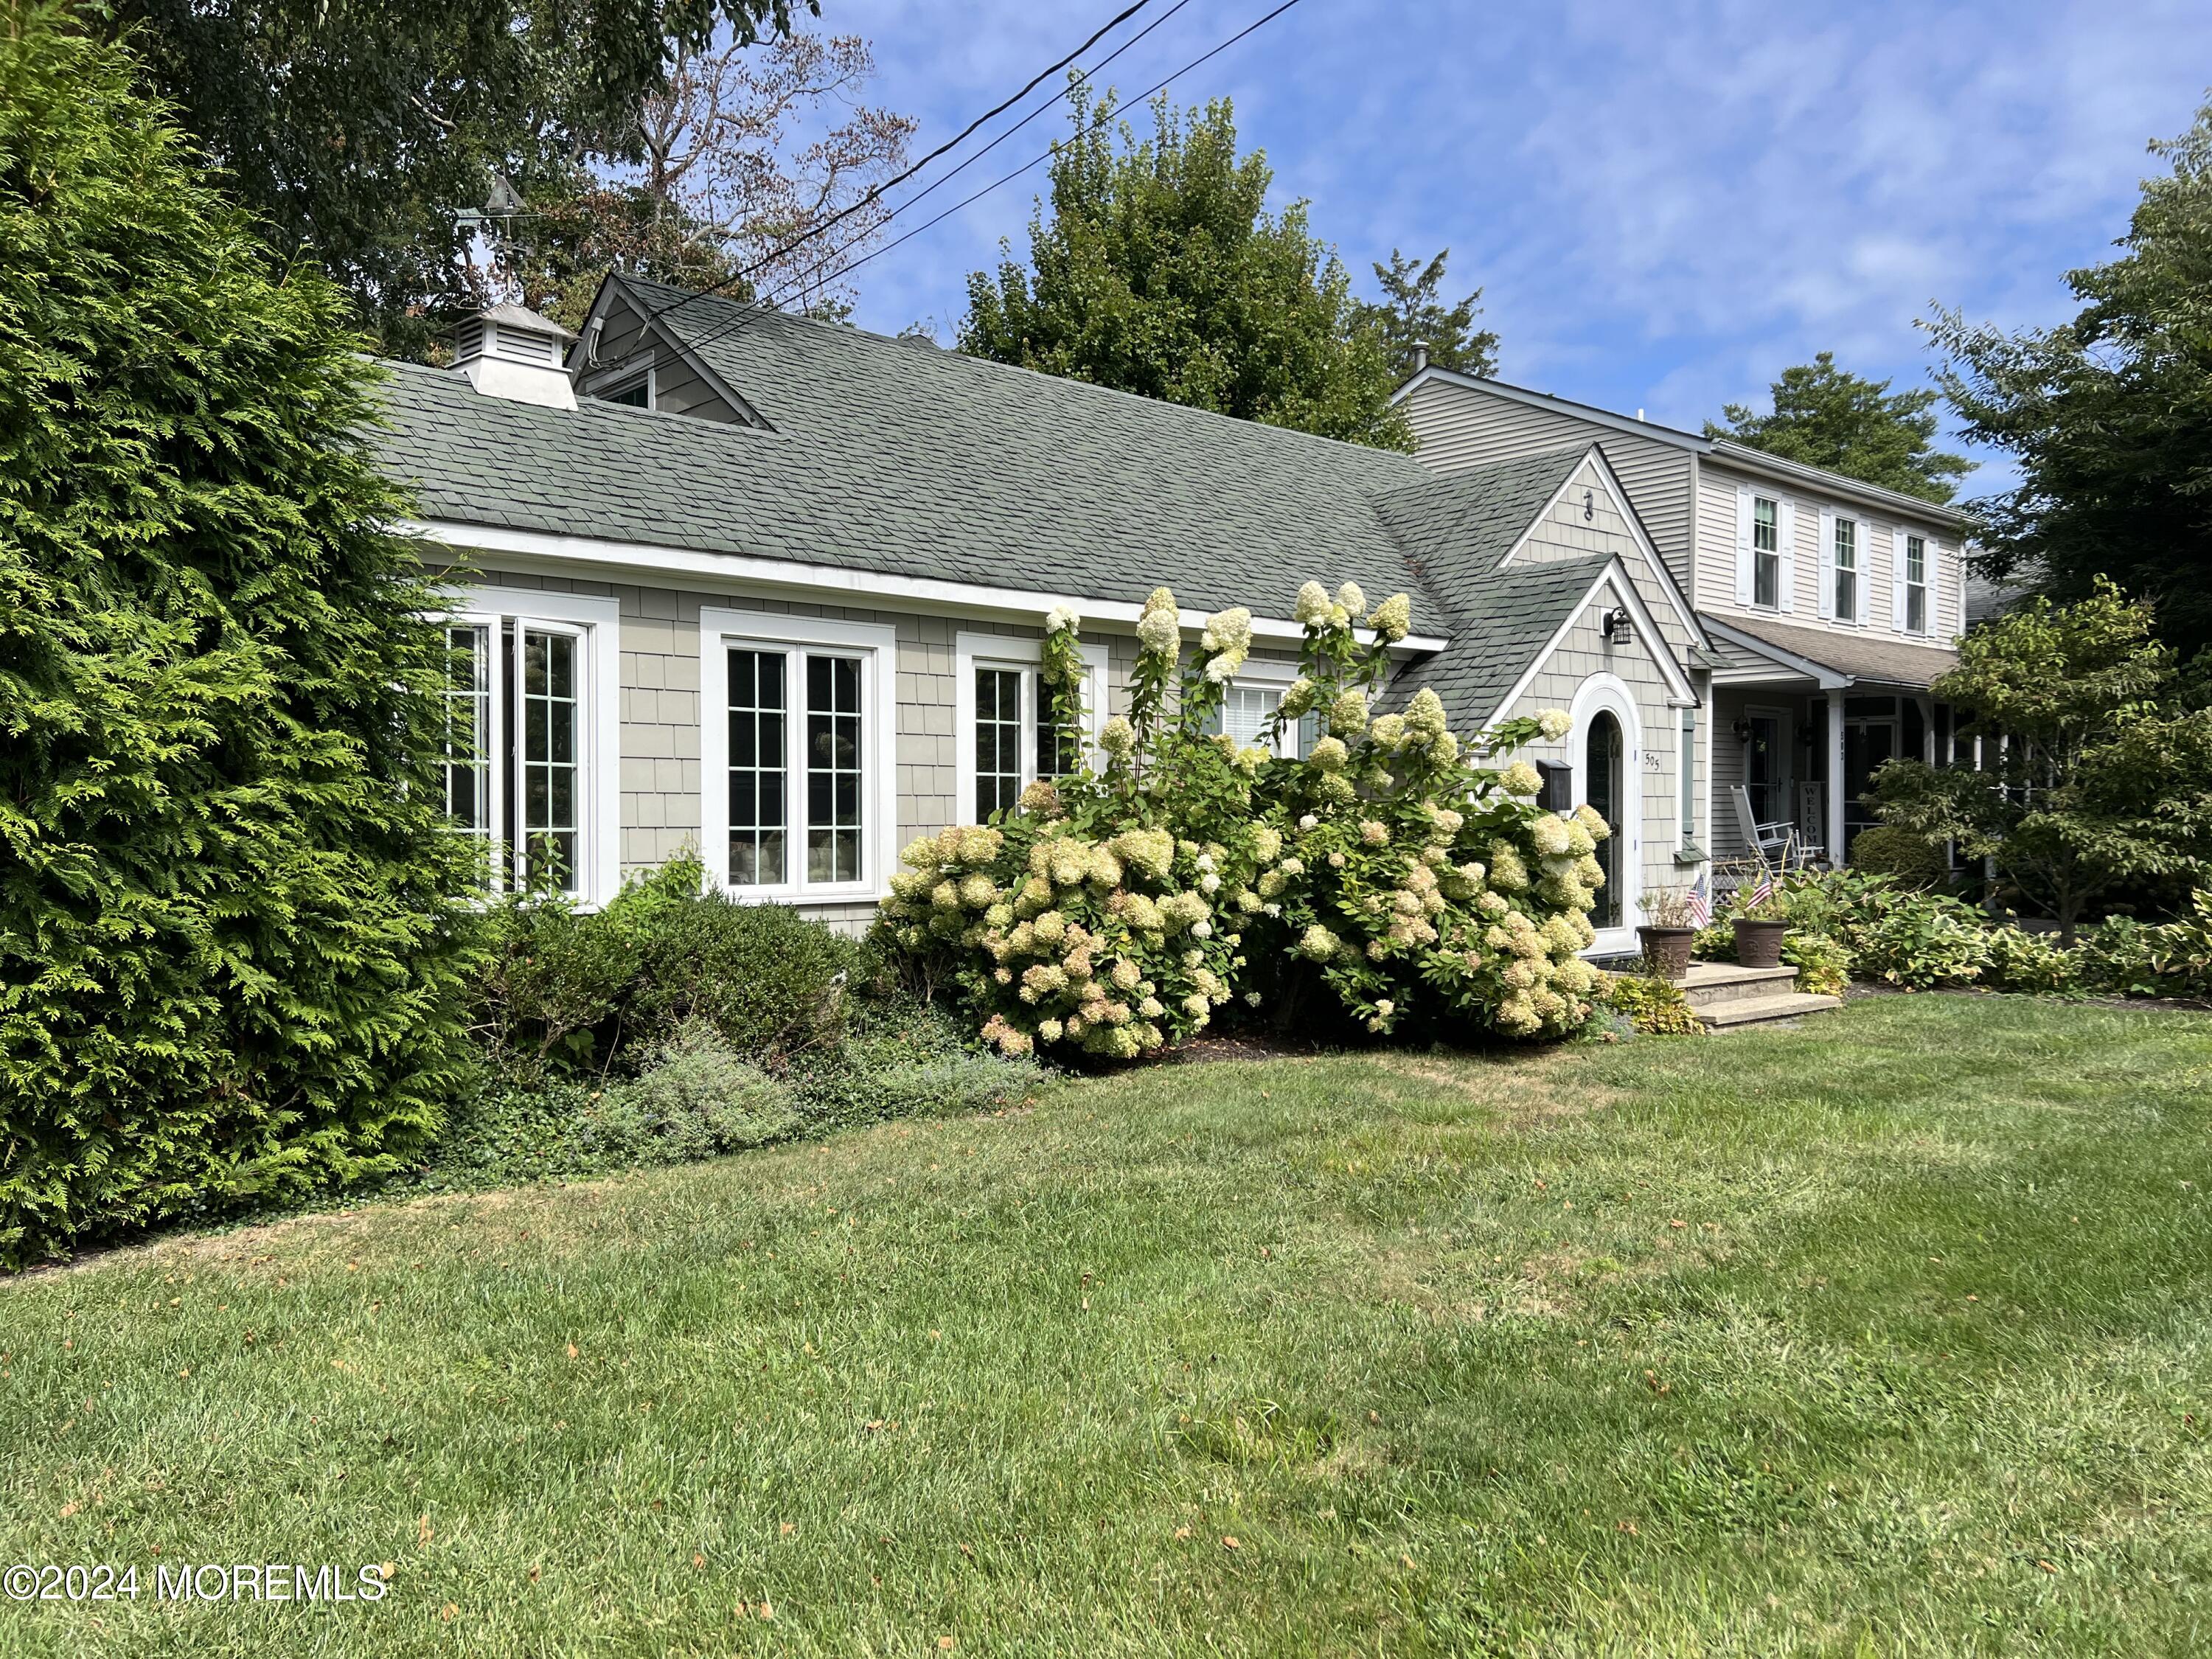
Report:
877,583,1607,1057
1868,580,2212,939
0,7,481,1265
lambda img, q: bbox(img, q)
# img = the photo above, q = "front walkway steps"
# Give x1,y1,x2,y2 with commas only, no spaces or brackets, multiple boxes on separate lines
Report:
1677,962,1843,1030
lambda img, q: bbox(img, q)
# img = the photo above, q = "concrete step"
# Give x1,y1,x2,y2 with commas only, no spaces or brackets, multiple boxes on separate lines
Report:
1677,962,1798,1010
1697,990,1844,1029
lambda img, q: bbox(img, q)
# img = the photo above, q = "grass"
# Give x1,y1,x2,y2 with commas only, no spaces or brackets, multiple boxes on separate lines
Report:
3,994,2210,1657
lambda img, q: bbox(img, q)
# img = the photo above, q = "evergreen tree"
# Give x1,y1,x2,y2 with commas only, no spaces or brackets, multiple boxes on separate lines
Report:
1353,247,1498,380
0,4,481,1265
1707,352,1972,504
1933,97,2212,661
961,85,1410,451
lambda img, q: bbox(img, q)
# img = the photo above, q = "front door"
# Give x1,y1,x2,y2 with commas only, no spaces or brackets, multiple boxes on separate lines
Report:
1745,709,1792,828
1586,711,1624,929
1843,717,1896,852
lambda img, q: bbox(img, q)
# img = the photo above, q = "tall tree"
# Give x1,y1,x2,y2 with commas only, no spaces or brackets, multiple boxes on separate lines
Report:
1,3,480,1262
1706,352,1973,504
490,28,915,327
1352,248,1498,380
960,85,1410,451
108,0,806,358
1932,97,2212,661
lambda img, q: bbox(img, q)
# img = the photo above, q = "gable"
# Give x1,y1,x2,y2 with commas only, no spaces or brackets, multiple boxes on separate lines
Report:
1499,451,1702,667
572,288,759,426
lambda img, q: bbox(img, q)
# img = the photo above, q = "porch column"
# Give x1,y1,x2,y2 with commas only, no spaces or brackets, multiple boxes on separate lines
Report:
1825,688,1846,866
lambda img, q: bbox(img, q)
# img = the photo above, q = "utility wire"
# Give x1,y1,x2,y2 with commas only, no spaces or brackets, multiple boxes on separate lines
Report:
678,0,1307,362
640,0,1159,329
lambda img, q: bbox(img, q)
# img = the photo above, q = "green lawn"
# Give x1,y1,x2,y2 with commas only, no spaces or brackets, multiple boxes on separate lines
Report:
4,996,2210,1657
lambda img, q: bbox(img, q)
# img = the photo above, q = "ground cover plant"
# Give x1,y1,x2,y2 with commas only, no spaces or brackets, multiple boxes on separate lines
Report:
2,995,2207,1656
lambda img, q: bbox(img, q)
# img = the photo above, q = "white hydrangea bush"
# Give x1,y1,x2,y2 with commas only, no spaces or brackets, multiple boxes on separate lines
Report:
877,580,1608,1054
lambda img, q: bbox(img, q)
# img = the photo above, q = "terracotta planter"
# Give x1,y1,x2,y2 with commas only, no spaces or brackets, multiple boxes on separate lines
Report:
1733,917,1789,969
1636,925,1695,981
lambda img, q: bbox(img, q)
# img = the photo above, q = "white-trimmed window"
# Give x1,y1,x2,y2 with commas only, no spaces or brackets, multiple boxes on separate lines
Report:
1200,660,1314,757
1833,516,1860,623
597,367,654,408
953,632,1108,822
702,610,897,901
434,588,622,905
1905,535,1928,634
1751,496,1781,609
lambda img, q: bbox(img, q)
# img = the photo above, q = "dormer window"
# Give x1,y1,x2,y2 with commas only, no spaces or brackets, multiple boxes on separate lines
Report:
600,372,652,409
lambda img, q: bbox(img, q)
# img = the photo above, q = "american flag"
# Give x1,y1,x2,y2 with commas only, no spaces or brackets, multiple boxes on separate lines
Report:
1687,874,1710,926
1744,872,1775,912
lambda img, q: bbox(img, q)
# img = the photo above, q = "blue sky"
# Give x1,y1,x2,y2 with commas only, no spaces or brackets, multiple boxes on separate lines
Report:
822,0,2212,481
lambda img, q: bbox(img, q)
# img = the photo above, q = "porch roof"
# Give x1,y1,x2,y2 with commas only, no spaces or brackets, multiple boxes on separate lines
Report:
1700,613,1959,691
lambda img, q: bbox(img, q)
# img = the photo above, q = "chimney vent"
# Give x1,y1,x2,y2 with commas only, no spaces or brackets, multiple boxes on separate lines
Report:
1411,340,1430,375
452,302,577,410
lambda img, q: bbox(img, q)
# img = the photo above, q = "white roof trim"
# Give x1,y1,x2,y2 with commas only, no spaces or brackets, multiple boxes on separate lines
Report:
1483,558,1698,726
1698,613,1851,689
404,518,1451,655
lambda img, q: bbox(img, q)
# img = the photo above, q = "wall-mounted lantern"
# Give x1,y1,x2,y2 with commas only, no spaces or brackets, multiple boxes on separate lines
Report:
1601,606,1633,644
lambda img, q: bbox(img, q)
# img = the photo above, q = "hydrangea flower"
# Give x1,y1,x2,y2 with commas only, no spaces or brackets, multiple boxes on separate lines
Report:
1307,735,1349,773
1099,714,1136,757
1298,924,1340,961
1328,689,1369,735
1337,581,1366,616
1369,713,1408,750
1368,592,1413,643
1046,602,1081,634
1537,709,1573,741
1294,580,1332,625
1500,760,1543,796
1137,608,1180,657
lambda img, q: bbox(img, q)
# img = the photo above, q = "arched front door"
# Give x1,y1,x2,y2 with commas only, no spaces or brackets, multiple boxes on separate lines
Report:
1585,710,1624,929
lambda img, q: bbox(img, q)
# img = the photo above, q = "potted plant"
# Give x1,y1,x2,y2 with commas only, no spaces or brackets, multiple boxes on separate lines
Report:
1635,888,1697,980
1733,882,1790,968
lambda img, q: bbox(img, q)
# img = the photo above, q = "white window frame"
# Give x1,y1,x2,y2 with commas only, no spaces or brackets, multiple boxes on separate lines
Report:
597,365,655,409
700,608,898,905
1203,656,1312,758
1900,532,1928,636
952,632,1109,822
428,587,622,908
1831,514,1860,625
1750,495,1781,610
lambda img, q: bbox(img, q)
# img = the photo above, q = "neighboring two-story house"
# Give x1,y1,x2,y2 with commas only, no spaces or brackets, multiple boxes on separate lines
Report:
1394,366,1972,871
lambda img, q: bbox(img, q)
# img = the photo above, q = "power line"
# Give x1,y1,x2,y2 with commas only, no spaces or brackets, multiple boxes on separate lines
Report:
640,0,1159,330
678,0,1307,362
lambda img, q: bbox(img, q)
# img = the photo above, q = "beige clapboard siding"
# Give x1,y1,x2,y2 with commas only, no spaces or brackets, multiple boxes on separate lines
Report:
1695,462,1963,642
1397,378,1697,588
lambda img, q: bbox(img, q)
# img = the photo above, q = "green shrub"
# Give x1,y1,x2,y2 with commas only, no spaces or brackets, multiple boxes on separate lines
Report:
0,12,479,1267
1848,824,1951,888
1602,975,1703,1035
473,856,861,1082
1783,931,1851,998
621,1020,802,1158
1984,927,2080,994
880,585,1607,1054
1843,898,1992,989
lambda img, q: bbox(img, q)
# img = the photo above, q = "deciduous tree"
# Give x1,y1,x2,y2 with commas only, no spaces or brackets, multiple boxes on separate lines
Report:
960,86,1410,451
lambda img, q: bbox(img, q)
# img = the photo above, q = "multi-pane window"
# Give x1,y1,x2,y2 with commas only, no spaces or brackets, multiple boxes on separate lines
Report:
1204,681,1309,757
1752,497,1780,608
442,625,493,861
727,649,787,886
1036,673,1083,781
806,655,864,885
1833,517,1860,622
975,666,1026,819
435,594,611,903
518,627,581,890
1905,535,1927,633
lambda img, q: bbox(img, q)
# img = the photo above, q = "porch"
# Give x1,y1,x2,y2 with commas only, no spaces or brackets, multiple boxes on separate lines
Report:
1699,613,1962,869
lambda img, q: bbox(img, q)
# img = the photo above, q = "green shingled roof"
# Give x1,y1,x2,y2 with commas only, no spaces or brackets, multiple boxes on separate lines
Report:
1388,555,1615,725
370,279,1649,731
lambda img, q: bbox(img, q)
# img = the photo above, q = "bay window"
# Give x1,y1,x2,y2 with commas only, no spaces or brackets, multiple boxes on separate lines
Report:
702,610,897,900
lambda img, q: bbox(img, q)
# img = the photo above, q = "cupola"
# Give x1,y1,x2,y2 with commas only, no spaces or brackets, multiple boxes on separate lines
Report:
452,302,577,410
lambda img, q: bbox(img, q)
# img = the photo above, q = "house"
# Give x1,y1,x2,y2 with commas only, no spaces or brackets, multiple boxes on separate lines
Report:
1395,366,1972,870
379,277,1719,953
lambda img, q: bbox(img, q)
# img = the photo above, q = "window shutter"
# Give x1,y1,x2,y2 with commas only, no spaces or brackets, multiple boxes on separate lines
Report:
1816,508,1836,621
1890,527,1908,632
1776,499,1797,613
1733,484,1753,605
